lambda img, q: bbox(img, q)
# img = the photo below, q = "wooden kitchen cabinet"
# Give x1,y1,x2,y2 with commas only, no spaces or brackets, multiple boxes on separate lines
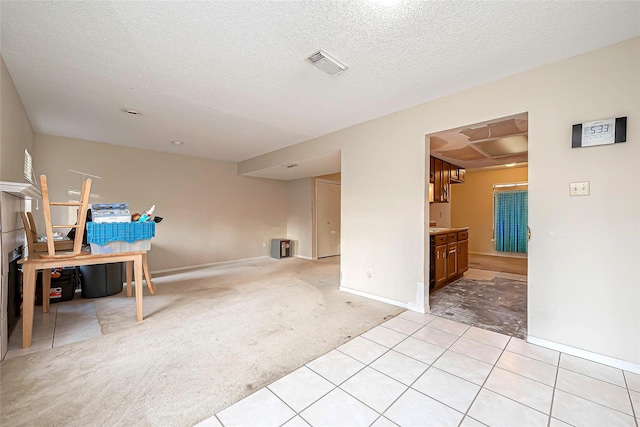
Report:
450,165,466,183
429,228,470,292
446,242,457,280
457,238,469,272
429,156,463,203
442,162,450,202
446,232,458,280
434,158,443,202
435,244,447,288
430,156,435,183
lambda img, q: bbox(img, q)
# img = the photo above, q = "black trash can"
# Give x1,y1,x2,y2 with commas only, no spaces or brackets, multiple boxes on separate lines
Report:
79,262,124,298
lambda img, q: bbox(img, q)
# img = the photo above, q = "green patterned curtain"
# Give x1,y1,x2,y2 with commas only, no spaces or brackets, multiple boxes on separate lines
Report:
494,190,528,253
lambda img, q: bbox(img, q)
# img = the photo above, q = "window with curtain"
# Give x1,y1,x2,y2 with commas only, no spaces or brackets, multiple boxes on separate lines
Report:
494,189,528,253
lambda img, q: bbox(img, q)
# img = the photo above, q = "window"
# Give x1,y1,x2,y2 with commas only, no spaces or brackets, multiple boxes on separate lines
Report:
24,148,34,183
493,187,528,254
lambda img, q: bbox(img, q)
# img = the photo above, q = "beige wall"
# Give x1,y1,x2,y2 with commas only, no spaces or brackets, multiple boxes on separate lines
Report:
286,173,341,260
429,202,451,228
0,55,33,359
451,167,528,256
286,178,313,259
1,56,34,182
239,38,640,366
33,134,288,271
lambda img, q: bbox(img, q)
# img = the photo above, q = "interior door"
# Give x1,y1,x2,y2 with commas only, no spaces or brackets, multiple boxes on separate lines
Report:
316,180,341,258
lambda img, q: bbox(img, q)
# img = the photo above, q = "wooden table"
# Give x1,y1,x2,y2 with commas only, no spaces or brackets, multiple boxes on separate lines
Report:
19,251,148,348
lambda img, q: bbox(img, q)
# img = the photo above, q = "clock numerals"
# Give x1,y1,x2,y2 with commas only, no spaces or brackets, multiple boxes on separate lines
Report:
573,117,626,148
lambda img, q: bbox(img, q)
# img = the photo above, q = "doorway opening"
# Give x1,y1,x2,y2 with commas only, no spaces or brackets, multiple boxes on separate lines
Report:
425,112,529,338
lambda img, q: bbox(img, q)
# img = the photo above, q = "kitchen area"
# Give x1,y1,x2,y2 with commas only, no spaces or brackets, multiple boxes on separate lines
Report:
427,115,529,338
428,156,469,294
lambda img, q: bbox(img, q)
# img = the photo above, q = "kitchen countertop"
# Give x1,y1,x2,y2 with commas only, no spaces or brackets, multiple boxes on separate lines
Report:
429,227,469,235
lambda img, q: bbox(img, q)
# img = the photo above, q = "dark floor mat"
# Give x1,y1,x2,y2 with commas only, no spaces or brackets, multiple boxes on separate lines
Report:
429,277,527,339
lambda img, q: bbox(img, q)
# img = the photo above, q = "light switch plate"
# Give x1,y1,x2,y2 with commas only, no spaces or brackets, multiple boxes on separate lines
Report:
570,181,590,196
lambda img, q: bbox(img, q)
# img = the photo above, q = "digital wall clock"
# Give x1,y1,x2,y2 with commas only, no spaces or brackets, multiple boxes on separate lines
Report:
572,116,627,148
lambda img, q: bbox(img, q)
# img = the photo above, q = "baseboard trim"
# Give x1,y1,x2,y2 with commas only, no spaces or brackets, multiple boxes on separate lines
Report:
527,335,640,374
151,256,270,275
294,255,313,260
339,286,424,313
470,251,528,259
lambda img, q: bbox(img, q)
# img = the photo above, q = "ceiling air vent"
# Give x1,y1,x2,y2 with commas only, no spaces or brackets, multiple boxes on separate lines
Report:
307,50,348,75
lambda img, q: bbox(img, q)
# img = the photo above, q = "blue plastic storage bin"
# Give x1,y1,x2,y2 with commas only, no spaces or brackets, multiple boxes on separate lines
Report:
87,222,155,245
87,222,155,254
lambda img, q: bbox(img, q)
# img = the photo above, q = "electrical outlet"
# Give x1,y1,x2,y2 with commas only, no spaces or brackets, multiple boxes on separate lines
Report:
262,242,267,248
570,181,590,196
366,268,372,278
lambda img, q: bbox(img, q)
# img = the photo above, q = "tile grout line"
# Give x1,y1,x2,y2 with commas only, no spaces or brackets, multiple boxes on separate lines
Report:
379,319,475,423
458,335,512,424
219,313,634,427
50,305,59,349
547,351,561,427
315,315,439,424
623,373,639,426
463,335,558,423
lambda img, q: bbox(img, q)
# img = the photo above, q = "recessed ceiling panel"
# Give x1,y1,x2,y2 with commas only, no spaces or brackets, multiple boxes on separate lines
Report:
471,135,528,157
429,136,448,151
436,146,488,161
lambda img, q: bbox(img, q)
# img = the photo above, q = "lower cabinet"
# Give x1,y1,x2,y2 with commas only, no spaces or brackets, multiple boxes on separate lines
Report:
430,228,469,293
447,242,458,281
457,239,469,272
435,244,447,288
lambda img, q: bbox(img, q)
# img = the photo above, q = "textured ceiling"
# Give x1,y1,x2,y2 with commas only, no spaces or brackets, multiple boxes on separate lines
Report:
1,1,639,176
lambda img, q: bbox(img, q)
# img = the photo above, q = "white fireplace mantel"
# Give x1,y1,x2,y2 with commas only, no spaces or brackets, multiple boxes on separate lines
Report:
0,181,41,199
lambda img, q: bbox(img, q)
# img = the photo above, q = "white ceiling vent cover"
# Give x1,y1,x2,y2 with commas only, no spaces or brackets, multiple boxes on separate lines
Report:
307,50,348,75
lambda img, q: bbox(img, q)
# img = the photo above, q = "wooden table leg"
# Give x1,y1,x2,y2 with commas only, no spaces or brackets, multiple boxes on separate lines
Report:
134,254,143,322
142,253,155,294
22,266,36,348
42,269,51,313
125,261,133,297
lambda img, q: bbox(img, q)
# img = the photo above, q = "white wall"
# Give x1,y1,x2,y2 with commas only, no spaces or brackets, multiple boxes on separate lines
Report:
286,178,313,259
525,40,638,366
33,134,289,272
239,38,640,366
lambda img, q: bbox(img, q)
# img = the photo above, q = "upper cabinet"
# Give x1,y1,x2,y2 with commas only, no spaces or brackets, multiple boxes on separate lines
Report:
429,156,465,203
450,164,465,184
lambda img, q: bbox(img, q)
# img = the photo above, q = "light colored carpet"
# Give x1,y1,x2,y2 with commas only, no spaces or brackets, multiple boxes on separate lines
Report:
0,257,403,426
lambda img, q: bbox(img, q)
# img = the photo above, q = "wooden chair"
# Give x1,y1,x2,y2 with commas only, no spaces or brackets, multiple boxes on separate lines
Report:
20,211,74,255
39,173,155,294
19,175,153,348
39,174,92,258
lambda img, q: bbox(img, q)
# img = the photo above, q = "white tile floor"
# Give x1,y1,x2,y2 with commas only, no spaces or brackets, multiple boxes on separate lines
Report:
199,310,640,427
5,279,639,427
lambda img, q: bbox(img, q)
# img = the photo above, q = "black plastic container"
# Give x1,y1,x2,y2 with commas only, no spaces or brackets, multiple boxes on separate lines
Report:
79,262,124,298
35,267,78,306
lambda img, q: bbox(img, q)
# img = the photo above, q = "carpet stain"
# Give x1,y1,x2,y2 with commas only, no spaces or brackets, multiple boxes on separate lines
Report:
2,257,404,427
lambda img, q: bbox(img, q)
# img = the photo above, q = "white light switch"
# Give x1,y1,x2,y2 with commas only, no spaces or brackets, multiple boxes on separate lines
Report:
570,181,590,196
